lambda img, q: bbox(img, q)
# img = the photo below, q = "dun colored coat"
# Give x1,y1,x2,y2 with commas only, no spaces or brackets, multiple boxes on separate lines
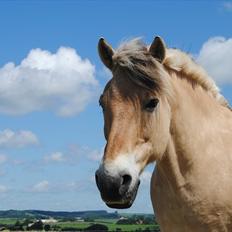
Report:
95,36,232,232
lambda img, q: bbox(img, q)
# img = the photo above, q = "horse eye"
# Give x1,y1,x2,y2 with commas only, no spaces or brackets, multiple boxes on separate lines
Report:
145,98,159,112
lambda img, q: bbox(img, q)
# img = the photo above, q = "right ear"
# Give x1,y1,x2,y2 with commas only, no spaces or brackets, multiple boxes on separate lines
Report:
149,36,166,63
98,38,115,70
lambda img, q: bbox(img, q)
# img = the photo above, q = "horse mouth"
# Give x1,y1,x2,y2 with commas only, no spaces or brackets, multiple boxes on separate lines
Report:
105,180,140,209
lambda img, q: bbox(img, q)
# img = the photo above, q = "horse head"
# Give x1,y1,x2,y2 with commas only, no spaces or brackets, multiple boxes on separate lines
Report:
95,37,171,209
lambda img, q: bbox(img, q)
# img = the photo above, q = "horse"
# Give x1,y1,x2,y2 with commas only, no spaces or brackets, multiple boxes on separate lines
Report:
95,36,232,232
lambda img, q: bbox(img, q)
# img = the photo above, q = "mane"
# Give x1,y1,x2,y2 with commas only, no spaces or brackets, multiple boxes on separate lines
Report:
112,38,230,109
164,48,230,108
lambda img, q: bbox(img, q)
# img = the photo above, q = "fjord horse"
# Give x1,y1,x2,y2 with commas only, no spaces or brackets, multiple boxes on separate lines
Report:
95,36,232,232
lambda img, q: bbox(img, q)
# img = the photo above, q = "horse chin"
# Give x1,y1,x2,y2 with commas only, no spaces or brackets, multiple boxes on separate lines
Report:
105,179,140,209
106,201,133,209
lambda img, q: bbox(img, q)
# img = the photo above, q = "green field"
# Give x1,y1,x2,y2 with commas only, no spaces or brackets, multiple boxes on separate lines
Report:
57,220,159,231
0,218,18,225
57,221,90,229
95,218,118,223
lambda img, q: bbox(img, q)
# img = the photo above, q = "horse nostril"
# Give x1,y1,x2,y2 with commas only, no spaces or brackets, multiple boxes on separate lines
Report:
122,174,132,187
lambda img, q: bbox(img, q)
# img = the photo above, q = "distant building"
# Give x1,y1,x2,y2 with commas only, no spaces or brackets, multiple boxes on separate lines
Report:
41,218,57,224
76,217,84,222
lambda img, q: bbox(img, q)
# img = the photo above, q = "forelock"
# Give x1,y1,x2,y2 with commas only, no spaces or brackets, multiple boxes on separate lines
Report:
111,38,168,93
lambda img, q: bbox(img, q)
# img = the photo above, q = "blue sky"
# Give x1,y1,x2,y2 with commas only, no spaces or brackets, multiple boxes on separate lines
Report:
0,0,231,214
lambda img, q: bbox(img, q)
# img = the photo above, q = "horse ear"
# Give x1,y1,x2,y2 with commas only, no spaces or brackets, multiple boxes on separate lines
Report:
98,38,115,70
149,36,166,63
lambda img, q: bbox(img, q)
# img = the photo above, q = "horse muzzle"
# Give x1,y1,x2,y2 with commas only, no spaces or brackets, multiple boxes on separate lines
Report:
95,168,140,209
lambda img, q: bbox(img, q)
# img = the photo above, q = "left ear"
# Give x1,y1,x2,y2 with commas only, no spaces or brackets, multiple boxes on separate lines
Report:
149,36,166,63
98,38,115,70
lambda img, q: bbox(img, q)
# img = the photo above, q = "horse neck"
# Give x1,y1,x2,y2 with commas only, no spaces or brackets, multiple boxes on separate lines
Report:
156,74,232,189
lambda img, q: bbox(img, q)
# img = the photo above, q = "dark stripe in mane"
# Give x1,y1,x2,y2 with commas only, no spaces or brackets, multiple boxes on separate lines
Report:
124,68,158,91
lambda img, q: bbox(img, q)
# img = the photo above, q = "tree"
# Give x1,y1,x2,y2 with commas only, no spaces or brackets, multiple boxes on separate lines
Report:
44,224,51,231
84,223,108,231
27,220,43,231
22,218,33,226
143,227,151,232
84,217,94,222
10,220,24,231
115,228,122,232
116,218,131,224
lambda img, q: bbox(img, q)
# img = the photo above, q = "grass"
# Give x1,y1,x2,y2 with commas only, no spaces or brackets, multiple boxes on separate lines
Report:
94,218,118,224
57,220,159,231
0,218,19,225
57,221,90,229
105,223,159,231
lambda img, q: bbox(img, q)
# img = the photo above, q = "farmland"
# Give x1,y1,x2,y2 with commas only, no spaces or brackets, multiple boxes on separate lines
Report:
56,219,159,231
0,210,160,231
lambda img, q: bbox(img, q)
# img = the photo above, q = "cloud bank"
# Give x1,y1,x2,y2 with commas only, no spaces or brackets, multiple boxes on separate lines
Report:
0,47,97,116
32,180,49,192
223,2,232,12
197,37,232,85
44,152,65,163
0,129,39,148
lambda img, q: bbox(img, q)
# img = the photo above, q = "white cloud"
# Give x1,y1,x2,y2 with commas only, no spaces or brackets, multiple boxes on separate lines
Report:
32,180,49,192
197,37,232,85
0,47,98,116
44,152,65,162
30,180,82,193
0,185,7,193
0,154,7,164
0,129,39,148
223,2,232,11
